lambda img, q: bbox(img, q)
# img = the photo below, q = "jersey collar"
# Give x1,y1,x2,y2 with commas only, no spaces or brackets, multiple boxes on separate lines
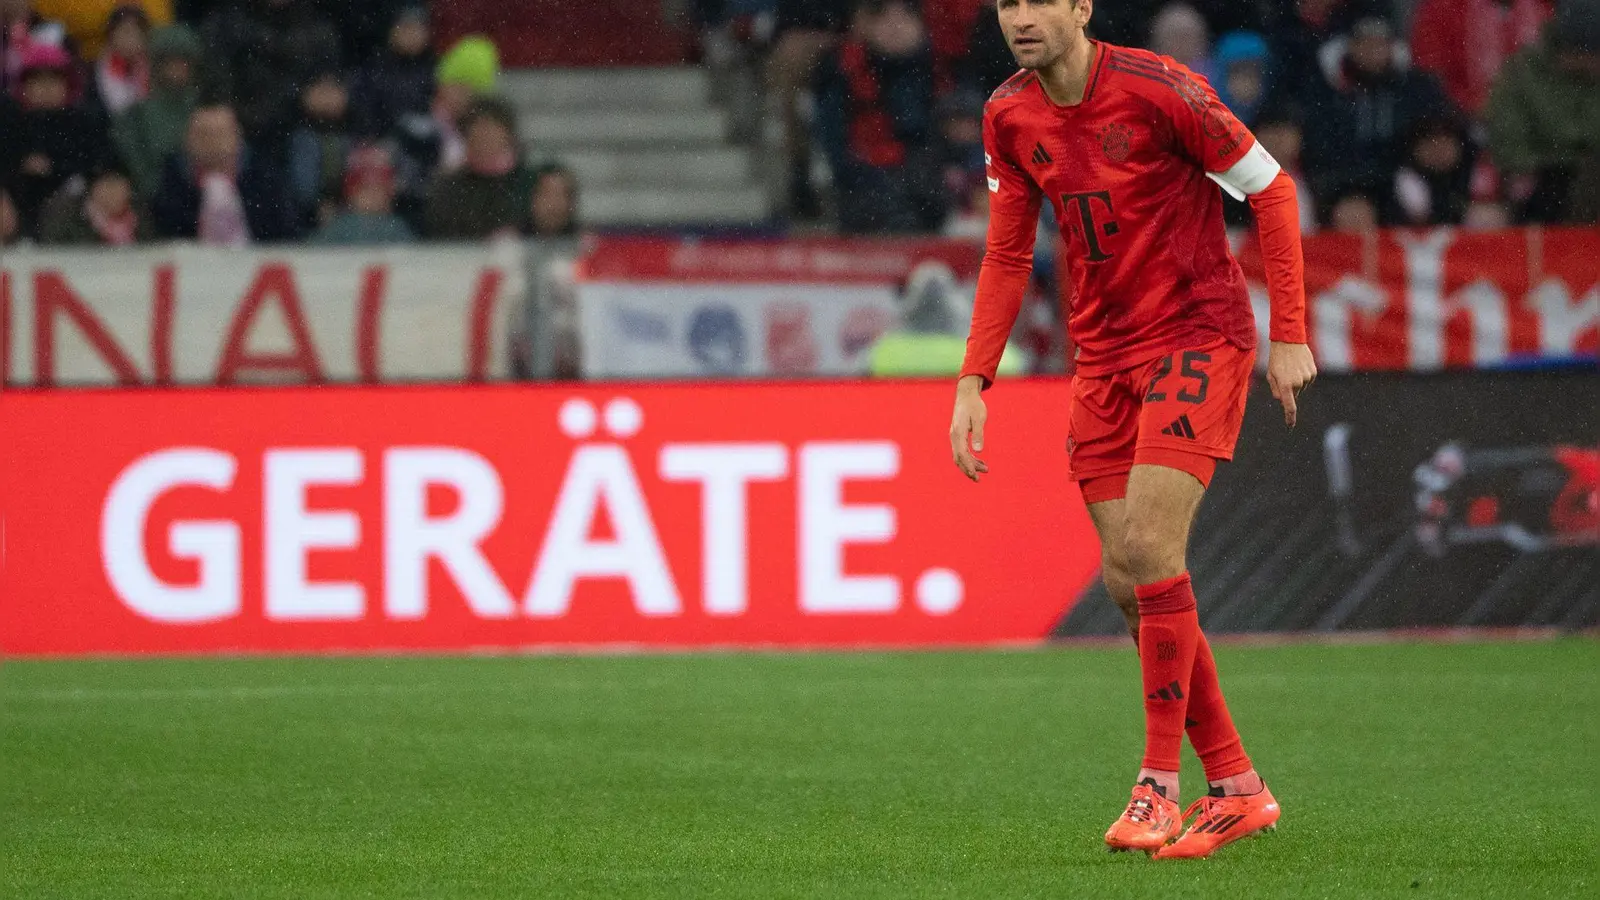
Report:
1036,39,1108,112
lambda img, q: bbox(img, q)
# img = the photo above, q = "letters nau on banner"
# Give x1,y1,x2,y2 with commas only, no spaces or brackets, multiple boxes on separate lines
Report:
0,245,522,386
0,382,1100,656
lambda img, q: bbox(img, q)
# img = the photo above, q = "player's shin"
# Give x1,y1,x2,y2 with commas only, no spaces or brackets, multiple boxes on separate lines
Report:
1185,634,1261,794
1135,573,1202,798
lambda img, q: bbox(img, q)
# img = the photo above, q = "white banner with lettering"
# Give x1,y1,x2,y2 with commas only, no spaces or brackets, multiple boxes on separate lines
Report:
1,243,524,386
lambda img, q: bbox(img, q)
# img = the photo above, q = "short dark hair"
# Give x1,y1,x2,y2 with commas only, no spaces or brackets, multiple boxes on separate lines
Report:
458,96,518,135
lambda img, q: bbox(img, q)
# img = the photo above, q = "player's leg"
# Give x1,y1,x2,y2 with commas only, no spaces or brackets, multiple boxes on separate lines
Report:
1089,484,1189,854
1087,491,1246,793
1072,377,1187,852
1120,463,1206,805
1126,343,1280,859
1130,343,1258,793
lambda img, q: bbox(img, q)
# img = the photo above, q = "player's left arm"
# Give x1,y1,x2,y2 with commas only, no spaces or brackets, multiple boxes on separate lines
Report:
1215,144,1317,427
1160,65,1317,427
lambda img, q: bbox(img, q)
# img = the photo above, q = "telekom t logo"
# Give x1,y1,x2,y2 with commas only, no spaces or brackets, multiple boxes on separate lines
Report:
99,397,965,624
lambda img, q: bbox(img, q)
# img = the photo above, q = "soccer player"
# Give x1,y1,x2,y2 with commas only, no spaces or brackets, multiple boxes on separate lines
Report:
947,0,1317,860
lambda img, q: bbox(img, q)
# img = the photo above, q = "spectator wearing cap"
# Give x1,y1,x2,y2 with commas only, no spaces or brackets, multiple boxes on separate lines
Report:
1298,15,1459,224
526,162,578,239
2,43,111,239
38,160,152,245
1487,0,1600,223
2,0,71,98
435,34,498,110
90,4,150,118
813,0,943,233
151,103,298,243
200,0,341,160
1411,0,1554,115
313,145,415,245
111,23,199,200
350,4,435,140
1211,32,1272,127
424,97,534,240
28,0,170,61
288,70,354,228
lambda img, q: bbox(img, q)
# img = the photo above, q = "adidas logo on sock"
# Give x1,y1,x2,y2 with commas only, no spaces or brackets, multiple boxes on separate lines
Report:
1031,143,1053,165
1160,415,1197,440
1145,680,1185,702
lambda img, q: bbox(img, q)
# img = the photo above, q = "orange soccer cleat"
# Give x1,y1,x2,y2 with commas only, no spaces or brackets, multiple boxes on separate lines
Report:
1104,781,1183,853
1153,785,1281,860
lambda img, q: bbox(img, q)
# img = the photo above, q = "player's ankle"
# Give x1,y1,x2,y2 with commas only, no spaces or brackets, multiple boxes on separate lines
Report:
1208,769,1264,797
1135,768,1179,800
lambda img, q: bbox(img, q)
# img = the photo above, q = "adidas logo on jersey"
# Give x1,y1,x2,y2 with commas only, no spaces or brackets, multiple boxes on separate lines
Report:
1031,143,1053,165
1161,415,1197,440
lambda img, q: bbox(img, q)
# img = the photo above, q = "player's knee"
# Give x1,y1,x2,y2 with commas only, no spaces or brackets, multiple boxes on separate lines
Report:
1101,550,1139,616
1120,523,1185,586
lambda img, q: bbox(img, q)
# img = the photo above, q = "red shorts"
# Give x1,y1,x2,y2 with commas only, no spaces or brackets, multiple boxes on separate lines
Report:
1068,339,1256,504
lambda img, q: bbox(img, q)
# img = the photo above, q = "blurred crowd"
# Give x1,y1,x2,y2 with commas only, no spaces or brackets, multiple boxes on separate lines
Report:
5,0,1596,248
0,0,579,248
696,0,1600,235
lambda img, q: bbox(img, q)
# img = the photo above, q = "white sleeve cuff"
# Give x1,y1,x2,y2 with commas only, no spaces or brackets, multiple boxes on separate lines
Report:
1206,141,1282,201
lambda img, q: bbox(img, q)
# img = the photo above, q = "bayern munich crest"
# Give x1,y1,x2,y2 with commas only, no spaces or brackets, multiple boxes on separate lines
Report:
1099,123,1134,163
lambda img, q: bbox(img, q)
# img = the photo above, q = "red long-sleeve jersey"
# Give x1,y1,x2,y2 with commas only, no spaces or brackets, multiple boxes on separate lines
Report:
962,42,1306,385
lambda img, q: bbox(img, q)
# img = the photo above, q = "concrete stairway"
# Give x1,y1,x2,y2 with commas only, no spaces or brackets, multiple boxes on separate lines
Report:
502,68,770,230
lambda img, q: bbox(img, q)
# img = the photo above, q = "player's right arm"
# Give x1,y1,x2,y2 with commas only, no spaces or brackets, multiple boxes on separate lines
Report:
952,105,1042,482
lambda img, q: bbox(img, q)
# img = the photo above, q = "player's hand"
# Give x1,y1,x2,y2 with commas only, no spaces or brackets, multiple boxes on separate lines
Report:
1267,341,1317,428
950,375,990,482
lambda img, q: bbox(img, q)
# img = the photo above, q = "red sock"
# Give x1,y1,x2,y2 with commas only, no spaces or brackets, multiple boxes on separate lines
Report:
1136,573,1200,773
1185,633,1253,782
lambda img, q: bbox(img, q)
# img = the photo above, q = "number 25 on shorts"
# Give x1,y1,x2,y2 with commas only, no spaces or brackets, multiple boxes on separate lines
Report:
1146,351,1210,405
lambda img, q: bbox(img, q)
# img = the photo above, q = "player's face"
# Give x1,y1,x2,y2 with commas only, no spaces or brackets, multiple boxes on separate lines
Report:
996,0,1091,70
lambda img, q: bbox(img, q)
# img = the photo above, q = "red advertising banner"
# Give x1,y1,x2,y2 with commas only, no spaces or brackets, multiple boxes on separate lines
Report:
1234,227,1599,370
0,381,1100,656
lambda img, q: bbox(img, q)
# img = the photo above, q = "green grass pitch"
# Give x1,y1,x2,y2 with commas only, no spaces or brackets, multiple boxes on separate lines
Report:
4,639,1597,899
